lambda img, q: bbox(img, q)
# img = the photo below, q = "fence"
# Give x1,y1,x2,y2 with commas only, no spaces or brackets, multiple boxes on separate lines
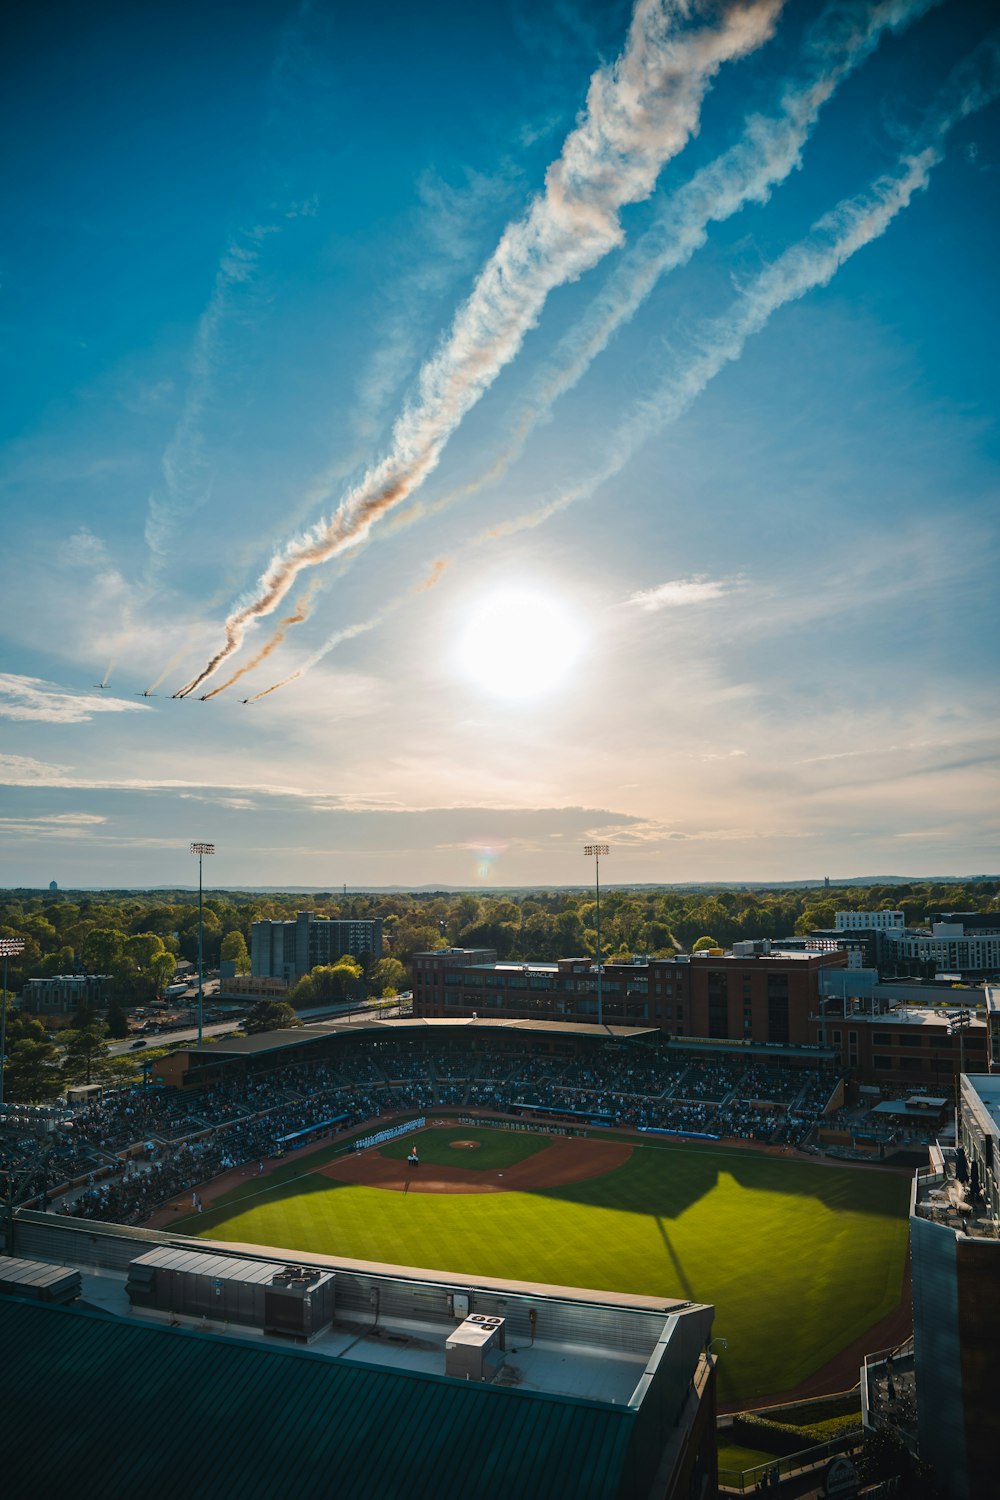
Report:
718,1434,864,1493
458,1115,569,1136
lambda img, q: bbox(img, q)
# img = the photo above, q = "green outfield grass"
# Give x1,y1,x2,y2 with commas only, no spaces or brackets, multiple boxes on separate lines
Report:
185,1129,910,1404
379,1125,548,1170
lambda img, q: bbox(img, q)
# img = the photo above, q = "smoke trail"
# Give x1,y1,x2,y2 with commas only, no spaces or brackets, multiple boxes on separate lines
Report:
177,0,785,697
238,31,1000,702
199,583,319,699
411,0,941,525
258,0,939,570
145,631,202,696
245,559,452,702
478,33,1000,542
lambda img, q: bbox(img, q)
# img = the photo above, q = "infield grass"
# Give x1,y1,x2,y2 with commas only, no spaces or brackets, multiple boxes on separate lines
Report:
186,1129,910,1404
379,1125,548,1170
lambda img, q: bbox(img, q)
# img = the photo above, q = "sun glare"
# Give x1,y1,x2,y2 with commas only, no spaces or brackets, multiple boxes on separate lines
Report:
455,587,586,702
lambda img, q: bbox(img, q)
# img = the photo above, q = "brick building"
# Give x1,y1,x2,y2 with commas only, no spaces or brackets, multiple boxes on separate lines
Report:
412,947,847,1043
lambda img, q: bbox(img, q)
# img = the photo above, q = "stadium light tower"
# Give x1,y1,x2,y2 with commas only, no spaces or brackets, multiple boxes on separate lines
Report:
583,844,609,1028
0,937,25,1110
191,843,215,1047
946,1007,971,1146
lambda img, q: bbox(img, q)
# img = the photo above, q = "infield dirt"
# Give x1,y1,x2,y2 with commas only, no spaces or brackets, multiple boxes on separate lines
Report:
318,1134,632,1194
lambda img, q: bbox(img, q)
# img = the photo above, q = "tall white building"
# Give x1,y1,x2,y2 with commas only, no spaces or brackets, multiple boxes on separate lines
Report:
835,911,905,932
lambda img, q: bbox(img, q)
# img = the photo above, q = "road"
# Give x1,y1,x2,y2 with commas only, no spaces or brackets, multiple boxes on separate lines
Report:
107,1020,243,1056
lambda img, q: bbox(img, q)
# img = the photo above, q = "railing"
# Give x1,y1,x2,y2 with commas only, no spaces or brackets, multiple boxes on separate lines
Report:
718,1434,864,1493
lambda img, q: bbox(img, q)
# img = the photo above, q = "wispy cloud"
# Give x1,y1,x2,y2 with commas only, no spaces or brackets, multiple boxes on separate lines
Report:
179,0,784,696
0,812,109,838
486,34,1000,542
624,575,736,610
0,675,152,725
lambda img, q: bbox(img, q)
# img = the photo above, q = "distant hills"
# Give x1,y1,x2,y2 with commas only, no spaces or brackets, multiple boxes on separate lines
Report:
11,875,999,896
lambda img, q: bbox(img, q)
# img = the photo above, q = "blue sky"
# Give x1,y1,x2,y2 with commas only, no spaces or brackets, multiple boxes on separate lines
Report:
1,0,998,889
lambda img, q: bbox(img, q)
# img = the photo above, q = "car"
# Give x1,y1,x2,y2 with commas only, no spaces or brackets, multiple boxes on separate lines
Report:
130,1038,147,1049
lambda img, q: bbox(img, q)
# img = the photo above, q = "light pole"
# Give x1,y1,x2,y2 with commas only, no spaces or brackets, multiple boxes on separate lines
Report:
190,843,215,1047
584,844,609,1028
0,938,25,1111
946,1007,971,1148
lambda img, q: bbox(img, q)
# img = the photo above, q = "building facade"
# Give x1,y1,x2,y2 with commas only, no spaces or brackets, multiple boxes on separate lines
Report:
412,947,847,1043
835,911,905,932
251,912,383,983
20,974,110,1022
884,919,1000,981
908,1075,1000,1499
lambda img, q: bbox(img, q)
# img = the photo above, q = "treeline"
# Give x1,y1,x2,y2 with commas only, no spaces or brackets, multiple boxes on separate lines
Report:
2,880,998,994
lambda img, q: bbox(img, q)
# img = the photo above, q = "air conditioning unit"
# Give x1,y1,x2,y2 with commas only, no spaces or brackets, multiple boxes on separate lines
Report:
445,1314,506,1381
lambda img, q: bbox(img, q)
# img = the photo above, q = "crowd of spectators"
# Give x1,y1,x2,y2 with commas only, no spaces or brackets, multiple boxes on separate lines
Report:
1,1039,858,1226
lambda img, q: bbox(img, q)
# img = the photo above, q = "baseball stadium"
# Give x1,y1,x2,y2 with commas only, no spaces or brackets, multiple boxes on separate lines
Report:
3,1018,915,1498
71,1019,909,1396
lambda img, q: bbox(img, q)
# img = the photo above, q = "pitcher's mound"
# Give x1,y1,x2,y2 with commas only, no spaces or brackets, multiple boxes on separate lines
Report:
450,1140,481,1150
320,1135,631,1194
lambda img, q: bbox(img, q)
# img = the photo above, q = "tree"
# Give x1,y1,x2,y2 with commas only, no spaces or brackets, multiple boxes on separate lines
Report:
105,1000,130,1039
243,1000,301,1034
221,931,250,973
97,1056,144,1088
691,935,719,952
62,1026,110,1086
82,928,125,974
290,958,365,1007
367,957,407,996
5,1038,62,1102
149,951,176,999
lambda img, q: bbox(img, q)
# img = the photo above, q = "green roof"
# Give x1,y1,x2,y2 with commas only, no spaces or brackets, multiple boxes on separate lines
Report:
0,1296,643,1500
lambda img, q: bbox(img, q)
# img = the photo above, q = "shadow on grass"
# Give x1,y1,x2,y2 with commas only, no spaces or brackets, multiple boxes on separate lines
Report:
543,1141,912,1222
655,1216,696,1302
179,1132,911,1243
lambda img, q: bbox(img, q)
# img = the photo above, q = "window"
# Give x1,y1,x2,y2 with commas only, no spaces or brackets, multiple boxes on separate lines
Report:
768,995,790,1046
874,1055,893,1069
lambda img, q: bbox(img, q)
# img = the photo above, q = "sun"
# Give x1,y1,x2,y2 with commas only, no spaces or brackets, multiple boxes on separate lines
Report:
455,586,587,702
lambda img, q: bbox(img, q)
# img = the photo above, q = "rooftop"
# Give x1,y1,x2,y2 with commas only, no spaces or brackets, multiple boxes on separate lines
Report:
963,1073,1000,1133
64,1262,662,1405
911,1141,1000,1242
1,1215,715,1500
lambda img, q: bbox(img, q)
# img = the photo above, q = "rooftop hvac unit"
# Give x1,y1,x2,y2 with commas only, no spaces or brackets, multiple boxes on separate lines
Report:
445,1314,506,1381
126,1248,335,1341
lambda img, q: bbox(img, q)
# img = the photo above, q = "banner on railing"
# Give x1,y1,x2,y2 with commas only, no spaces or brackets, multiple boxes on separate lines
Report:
354,1117,425,1152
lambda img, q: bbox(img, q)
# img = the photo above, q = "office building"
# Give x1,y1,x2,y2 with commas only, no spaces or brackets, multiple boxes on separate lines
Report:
251,912,383,983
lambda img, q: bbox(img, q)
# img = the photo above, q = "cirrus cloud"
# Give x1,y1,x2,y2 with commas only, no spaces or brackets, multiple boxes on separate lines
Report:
0,675,153,724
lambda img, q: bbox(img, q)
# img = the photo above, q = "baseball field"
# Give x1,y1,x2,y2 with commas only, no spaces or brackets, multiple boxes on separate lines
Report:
175,1123,911,1404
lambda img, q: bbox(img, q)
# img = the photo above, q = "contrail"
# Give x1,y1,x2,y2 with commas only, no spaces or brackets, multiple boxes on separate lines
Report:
245,559,452,702
198,583,319,699
250,0,939,573
477,33,1000,542
177,0,785,697
145,630,202,696
409,0,941,527
238,31,1000,704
